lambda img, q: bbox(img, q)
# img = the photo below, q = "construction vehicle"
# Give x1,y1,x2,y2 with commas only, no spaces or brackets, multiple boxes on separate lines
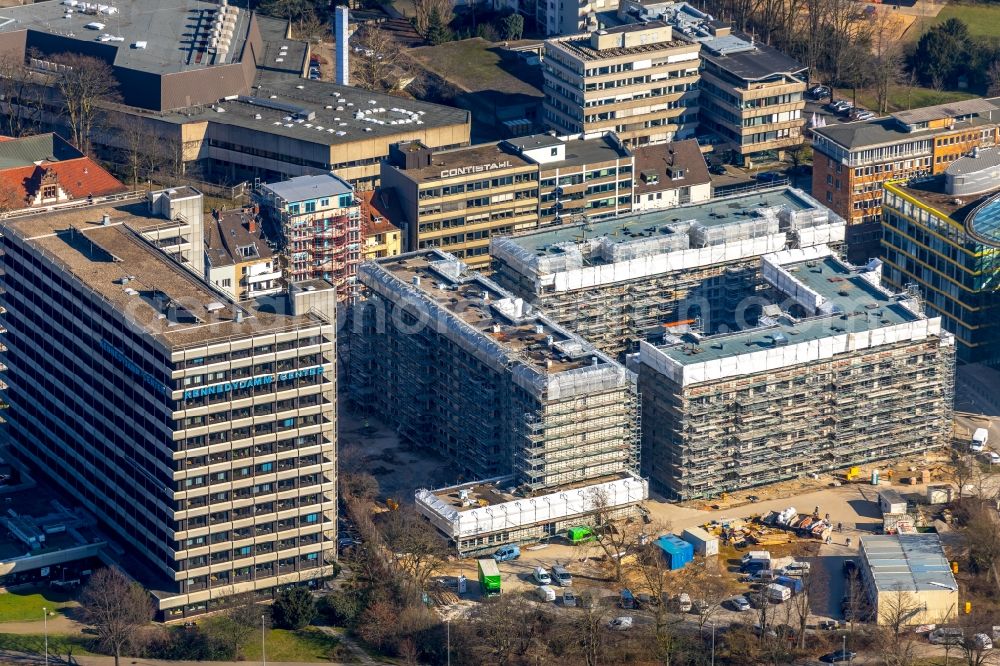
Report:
845,467,861,482
386,498,400,511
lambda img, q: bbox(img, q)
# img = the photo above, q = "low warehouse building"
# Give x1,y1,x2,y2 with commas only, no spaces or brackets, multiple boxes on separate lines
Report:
859,534,958,626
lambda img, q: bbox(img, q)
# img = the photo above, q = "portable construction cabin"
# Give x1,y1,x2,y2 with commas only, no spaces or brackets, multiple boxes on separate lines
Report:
567,526,595,544
477,558,501,596
655,534,694,570
878,489,908,516
681,526,719,556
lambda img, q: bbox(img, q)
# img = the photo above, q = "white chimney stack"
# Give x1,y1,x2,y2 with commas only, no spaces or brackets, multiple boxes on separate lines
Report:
334,7,349,86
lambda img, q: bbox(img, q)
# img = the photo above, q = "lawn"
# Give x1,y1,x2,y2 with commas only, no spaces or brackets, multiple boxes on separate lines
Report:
241,627,352,663
0,587,76,623
0,633,95,658
834,85,975,113
928,2,1000,39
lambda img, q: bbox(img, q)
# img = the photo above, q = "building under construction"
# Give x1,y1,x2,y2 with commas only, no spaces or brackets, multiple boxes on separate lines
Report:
350,249,641,494
634,246,955,500
490,187,846,357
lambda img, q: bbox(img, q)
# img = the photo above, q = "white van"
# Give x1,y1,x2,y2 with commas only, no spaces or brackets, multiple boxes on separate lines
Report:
536,585,556,602
532,566,551,585
766,583,791,603
972,428,989,452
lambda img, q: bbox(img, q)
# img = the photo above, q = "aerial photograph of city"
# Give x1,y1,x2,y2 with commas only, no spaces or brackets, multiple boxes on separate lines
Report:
0,0,997,662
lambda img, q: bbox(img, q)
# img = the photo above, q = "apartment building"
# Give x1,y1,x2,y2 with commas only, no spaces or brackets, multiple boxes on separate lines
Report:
508,133,634,225
811,98,1000,263
543,22,701,147
635,246,955,499
491,186,845,356
631,138,712,210
882,148,1000,364
359,189,403,261
204,207,283,301
350,250,646,552
0,199,338,618
494,0,616,36
255,173,362,300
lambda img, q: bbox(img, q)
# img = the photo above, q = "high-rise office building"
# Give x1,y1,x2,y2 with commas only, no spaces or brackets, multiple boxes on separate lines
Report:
0,196,338,618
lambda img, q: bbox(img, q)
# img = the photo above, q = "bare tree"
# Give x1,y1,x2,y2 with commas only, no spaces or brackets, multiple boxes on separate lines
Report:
351,27,405,93
79,567,153,666
870,11,904,114
115,114,168,187
875,584,926,666
468,595,544,666
791,569,820,649
51,54,120,155
632,537,689,664
0,56,47,138
989,60,1000,98
379,506,449,595
589,488,647,584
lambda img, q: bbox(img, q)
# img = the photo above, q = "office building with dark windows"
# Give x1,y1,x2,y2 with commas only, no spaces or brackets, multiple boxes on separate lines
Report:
0,196,338,618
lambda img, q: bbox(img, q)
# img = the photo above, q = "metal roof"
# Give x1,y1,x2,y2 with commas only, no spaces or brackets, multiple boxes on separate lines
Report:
946,146,1000,176
891,98,999,126
861,534,957,594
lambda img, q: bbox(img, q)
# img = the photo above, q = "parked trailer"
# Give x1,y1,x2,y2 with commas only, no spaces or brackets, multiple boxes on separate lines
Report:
478,558,501,597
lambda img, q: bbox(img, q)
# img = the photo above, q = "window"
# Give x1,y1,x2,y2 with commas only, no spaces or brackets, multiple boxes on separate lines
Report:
550,147,558,156
304,201,316,213
220,278,232,288
320,198,329,206
42,184,57,198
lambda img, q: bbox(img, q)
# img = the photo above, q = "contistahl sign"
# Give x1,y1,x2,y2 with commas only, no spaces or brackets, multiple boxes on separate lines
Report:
440,161,513,178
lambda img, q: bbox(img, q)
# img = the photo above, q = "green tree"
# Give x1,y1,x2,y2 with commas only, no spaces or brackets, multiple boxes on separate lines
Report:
501,13,524,41
425,8,451,45
913,18,971,89
272,587,317,630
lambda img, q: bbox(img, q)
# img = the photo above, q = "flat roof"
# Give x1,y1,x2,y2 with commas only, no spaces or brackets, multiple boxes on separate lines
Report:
506,134,564,151
260,172,352,203
536,135,632,170
429,471,635,511
408,38,544,98
548,30,695,62
887,177,998,224
389,142,534,183
1,202,322,348
507,187,812,256
657,253,919,365
159,68,470,148
861,534,957,594
701,37,806,81
370,251,613,375
0,0,251,75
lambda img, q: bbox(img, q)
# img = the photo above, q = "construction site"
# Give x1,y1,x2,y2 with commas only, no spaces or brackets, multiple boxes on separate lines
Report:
634,245,956,500
349,249,646,551
489,187,846,357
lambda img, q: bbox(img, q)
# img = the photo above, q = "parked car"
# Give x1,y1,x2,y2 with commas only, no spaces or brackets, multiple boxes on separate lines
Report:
693,599,710,614
820,649,857,663
709,163,727,175
808,85,831,99
818,620,839,631
828,100,851,112
755,172,784,184
493,545,520,562
855,111,876,121
536,585,556,602
620,588,637,609
986,451,1000,465
532,566,552,585
742,569,778,583
637,592,657,607
929,627,965,645
608,616,633,631
675,592,692,612
730,595,751,611
562,590,578,607
779,561,811,576
974,633,994,650
552,565,572,587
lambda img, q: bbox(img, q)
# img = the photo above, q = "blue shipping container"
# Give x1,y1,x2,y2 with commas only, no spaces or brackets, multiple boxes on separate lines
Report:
654,534,694,570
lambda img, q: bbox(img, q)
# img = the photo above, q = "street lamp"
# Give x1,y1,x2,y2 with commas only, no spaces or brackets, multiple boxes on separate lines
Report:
446,618,451,666
261,614,267,666
42,606,48,666
711,622,716,666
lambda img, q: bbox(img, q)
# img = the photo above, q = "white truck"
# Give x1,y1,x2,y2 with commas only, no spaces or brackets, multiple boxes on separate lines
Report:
972,428,989,453
766,583,792,603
